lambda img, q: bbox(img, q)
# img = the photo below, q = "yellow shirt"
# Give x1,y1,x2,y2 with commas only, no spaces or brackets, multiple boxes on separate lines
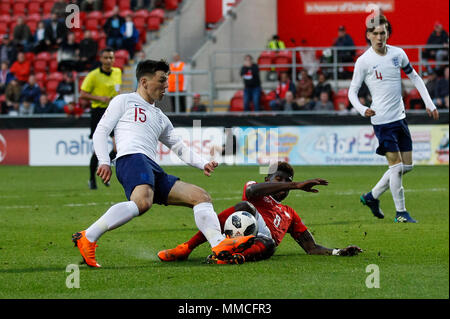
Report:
81,67,122,109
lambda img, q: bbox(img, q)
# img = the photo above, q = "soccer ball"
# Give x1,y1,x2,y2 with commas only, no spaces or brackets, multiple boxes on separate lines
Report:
224,211,258,238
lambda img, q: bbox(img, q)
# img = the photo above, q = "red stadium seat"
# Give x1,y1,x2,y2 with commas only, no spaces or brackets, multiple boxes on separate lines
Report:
165,0,179,11
120,9,133,18
229,90,244,112
138,27,146,43
150,9,165,23
90,29,99,41
24,52,35,62
46,79,60,94
333,88,349,110
134,9,150,19
27,1,42,15
0,3,11,16
103,0,117,12
405,89,424,110
84,18,100,31
36,51,52,62
42,2,54,15
115,49,129,63
118,0,130,11
257,51,276,71
12,2,26,16
33,60,48,73
113,57,127,69
147,14,160,31
273,50,292,72
35,72,46,88
0,22,8,35
48,59,59,73
48,72,64,82
133,16,146,30
87,11,103,20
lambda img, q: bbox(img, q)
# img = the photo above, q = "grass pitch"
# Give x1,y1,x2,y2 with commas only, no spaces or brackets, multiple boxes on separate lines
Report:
0,165,448,299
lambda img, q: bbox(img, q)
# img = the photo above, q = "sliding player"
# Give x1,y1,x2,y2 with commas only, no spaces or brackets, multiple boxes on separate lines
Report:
158,162,363,264
348,15,439,223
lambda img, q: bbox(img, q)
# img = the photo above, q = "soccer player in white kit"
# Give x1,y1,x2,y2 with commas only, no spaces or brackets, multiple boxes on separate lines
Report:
348,15,439,223
72,60,255,267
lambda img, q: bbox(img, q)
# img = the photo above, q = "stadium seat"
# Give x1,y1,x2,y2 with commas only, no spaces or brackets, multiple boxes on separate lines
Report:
35,72,46,88
120,9,133,18
150,9,165,23
90,29,99,41
138,27,146,43
48,72,64,82
118,0,131,11
333,88,349,110
165,0,179,11
229,90,244,112
0,3,11,16
147,14,161,31
36,51,52,62
42,1,54,15
33,60,48,73
257,51,276,71
103,0,117,12
133,16,147,30
113,57,127,69
115,49,130,63
273,50,292,72
0,21,8,34
27,1,42,15
46,79,60,94
84,18,100,31
406,89,424,109
48,59,59,73
134,9,150,19
24,52,35,62
12,2,26,16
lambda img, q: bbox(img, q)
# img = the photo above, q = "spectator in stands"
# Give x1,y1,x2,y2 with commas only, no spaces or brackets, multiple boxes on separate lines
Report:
240,54,262,112
312,91,334,111
168,52,187,112
57,32,80,72
0,61,14,94
13,16,33,52
269,71,295,110
313,73,332,102
19,75,41,109
281,91,300,111
9,52,31,84
120,14,140,60
4,79,21,114
45,13,68,49
333,25,355,63
34,92,57,114
55,72,76,111
190,93,207,112
80,0,102,12
64,101,84,118
434,66,449,108
104,6,125,51
425,22,449,71
78,30,98,71
1,35,18,67
296,96,315,111
52,0,69,20
33,21,49,54
267,35,286,50
295,69,314,103
426,70,439,100
131,0,153,10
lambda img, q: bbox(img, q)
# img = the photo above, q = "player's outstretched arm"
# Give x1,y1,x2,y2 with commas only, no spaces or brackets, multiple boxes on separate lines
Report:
245,178,328,199
293,230,363,256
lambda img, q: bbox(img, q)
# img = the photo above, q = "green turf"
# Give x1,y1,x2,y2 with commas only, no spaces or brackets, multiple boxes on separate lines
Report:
0,165,448,299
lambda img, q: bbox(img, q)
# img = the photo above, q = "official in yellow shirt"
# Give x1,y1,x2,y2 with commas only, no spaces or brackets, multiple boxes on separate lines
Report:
80,47,122,190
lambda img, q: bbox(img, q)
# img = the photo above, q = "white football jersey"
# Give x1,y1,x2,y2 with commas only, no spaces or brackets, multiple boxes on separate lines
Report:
93,92,207,169
349,45,411,125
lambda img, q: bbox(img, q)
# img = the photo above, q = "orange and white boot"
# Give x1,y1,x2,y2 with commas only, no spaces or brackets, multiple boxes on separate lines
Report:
72,230,101,268
157,243,192,262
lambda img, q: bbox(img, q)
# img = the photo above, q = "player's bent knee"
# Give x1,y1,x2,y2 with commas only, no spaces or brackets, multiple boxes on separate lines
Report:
132,198,153,215
253,236,276,261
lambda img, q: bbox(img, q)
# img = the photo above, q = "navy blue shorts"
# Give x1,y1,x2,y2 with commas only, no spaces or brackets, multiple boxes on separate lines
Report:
373,119,413,156
115,153,179,205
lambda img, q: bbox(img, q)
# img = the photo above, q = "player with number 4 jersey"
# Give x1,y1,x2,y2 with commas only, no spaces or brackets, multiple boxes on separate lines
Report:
348,14,439,223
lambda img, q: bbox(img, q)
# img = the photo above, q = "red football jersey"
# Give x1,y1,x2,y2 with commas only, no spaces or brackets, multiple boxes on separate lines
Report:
242,181,307,245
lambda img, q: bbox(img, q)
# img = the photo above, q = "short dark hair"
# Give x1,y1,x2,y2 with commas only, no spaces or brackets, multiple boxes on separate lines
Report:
136,59,170,81
99,47,114,56
366,14,392,35
268,161,294,179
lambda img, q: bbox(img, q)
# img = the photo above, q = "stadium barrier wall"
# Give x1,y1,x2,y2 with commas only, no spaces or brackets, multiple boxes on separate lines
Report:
1,124,448,166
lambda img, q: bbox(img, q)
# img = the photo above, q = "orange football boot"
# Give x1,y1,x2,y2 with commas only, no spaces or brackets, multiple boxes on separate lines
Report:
211,235,255,261
205,253,245,265
157,243,192,261
72,230,101,268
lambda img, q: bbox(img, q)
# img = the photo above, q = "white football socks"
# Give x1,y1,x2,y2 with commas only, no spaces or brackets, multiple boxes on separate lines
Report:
193,202,225,248
389,163,406,212
371,167,391,199
85,201,140,242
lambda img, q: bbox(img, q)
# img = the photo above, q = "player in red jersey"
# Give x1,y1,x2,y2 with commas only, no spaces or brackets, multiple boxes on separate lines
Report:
158,162,363,264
